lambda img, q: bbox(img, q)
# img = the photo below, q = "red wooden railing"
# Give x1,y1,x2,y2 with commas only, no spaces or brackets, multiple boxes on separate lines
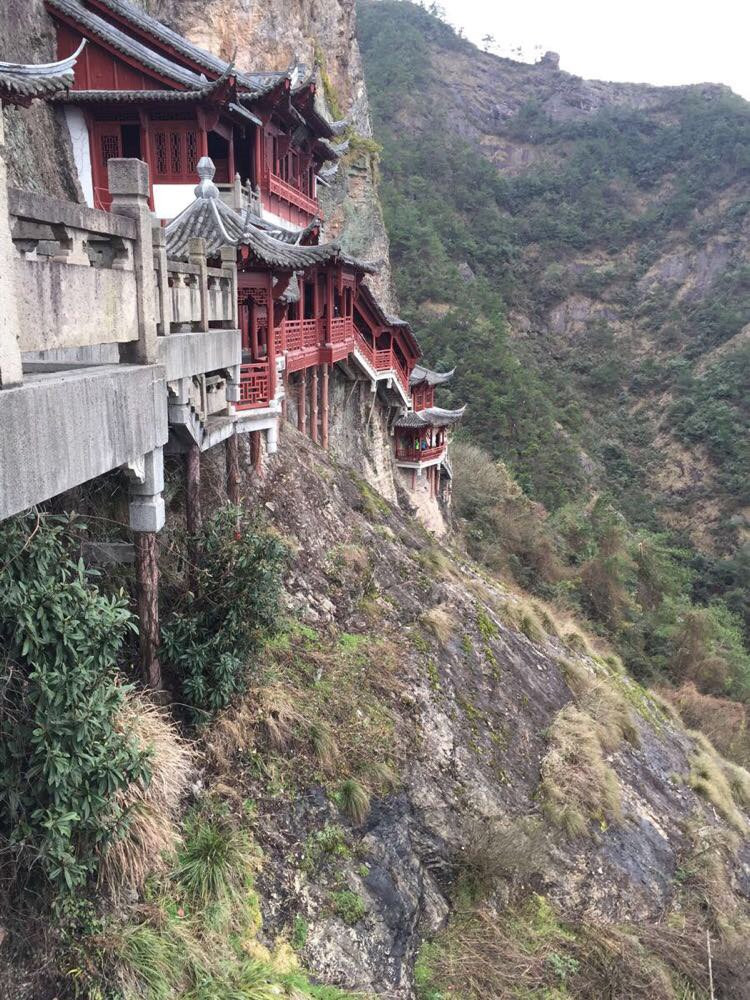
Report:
329,316,353,343
237,362,271,410
354,331,375,366
395,444,445,463
269,174,319,217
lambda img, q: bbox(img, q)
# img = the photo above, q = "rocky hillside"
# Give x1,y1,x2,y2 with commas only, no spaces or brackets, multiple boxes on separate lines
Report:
5,426,750,999
358,0,749,586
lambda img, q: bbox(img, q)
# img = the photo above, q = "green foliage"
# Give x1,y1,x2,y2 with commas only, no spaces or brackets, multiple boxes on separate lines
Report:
0,513,149,895
175,815,254,909
336,778,371,825
359,0,750,667
161,506,286,719
330,890,366,925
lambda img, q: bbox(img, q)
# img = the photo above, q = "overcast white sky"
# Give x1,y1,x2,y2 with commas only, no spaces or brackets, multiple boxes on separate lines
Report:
435,0,750,100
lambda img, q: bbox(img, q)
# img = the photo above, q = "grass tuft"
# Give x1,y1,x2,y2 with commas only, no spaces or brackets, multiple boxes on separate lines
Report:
175,818,254,909
337,778,371,825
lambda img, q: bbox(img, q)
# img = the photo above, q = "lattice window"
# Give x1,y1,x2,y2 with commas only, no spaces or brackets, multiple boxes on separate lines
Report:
169,131,182,175
100,132,120,166
154,131,167,176
185,131,198,173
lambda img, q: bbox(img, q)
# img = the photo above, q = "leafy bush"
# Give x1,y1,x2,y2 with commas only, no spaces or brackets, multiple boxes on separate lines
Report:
0,513,150,895
161,506,286,719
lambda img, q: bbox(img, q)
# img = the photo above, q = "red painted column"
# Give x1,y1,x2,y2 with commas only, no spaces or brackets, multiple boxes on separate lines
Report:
267,271,277,400
321,363,329,450
298,370,307,435
310,365,319,444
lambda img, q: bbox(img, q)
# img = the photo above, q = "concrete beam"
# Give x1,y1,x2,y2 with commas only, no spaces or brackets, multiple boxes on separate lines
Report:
0,363,167,521
156,328,241,383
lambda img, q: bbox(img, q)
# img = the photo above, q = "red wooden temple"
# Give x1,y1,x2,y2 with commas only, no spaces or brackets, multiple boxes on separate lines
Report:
42,0,464,490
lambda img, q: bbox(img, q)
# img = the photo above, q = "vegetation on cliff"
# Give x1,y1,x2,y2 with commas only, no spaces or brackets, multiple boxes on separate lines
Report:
357,0,750,731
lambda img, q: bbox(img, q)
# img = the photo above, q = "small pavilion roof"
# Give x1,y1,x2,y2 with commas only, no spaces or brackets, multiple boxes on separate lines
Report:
165,158,378,274
0,40,84,105
409,364,455,387
394,406,466,430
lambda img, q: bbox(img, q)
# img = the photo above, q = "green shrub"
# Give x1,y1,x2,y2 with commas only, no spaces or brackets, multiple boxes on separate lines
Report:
330,890,366,925
161,507,286,719
0,513,149,895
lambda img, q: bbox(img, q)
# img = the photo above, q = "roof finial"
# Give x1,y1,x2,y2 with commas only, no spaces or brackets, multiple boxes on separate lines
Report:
195,156,219,199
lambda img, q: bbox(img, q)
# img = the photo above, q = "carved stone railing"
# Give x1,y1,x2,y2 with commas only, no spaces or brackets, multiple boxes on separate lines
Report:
9,187,140,353
153,234,237,335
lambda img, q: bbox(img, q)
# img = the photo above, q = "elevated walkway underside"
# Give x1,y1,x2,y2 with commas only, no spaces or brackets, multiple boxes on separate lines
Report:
0,361,167,520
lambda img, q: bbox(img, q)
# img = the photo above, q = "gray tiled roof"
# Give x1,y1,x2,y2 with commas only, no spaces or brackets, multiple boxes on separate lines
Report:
0,40,84,103
73,0,287,95
409,364,455,387
47,0,209,88
394,405,466,429
165,157,377,274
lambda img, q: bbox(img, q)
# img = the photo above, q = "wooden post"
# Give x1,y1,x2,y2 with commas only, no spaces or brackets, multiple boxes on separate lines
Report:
134,531,161,688
310,365,319,444
250,429,262,474
298,370,307,435
226,432,241,505
186,443,201,584
321,363,329,450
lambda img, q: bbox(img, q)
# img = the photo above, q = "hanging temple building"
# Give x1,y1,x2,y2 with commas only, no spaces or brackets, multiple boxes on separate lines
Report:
0,0,465,677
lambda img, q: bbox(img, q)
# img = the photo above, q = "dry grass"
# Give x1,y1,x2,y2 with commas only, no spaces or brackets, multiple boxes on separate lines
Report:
457,816,548,892
662,682,750,767
539,704,623,837
417,893,710,1000
421,604,454,645
689,738,750,833
203,625,405,802
100,694,195,893
561,660,640,749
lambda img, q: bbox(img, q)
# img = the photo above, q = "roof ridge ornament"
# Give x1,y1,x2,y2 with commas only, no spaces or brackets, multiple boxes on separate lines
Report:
195,157,219,199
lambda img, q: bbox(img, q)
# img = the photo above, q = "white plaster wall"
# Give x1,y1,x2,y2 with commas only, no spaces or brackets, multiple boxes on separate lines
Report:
64,107,94,208
153,184,196,221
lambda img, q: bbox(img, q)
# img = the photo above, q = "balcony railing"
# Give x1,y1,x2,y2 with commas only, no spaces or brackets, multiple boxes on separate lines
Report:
395,444,445,463
354,331,375,367
329,316,353,344
268,174,319,217
237,361,271,410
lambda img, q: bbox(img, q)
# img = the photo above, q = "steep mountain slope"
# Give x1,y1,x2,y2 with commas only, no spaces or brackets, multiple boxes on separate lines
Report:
357,0,749,618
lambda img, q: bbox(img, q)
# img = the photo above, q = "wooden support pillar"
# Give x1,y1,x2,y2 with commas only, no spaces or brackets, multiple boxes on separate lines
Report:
226,432,241,505
281,369,288,421
298,370,307,435
310,365,319,444
250,430,262,474
134,531,161,689
186,443,202,584
321,363,329,450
